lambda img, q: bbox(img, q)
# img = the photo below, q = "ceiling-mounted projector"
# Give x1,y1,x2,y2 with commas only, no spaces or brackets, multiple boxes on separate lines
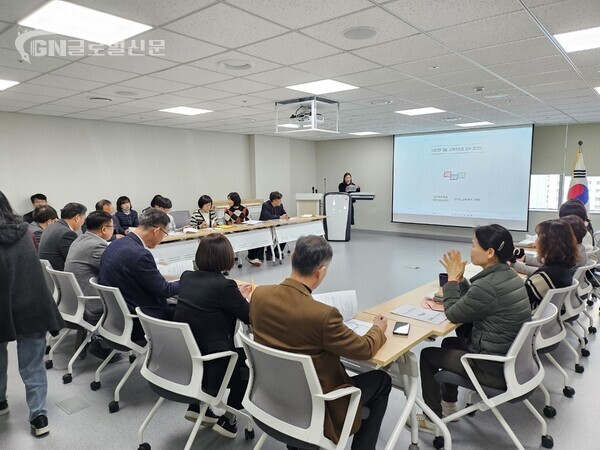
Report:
290,105,324,124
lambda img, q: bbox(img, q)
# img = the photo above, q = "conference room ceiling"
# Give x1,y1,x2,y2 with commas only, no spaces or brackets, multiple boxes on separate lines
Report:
1,0,599,140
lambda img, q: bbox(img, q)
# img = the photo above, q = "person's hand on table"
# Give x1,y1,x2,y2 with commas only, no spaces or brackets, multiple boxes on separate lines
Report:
239,283,253,300
373,314,387,333
280,214,289,220
200,222,208,229
440,249,466,282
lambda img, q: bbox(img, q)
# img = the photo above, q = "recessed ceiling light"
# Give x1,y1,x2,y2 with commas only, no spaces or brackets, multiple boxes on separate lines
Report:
484,93,508,99
442,117,461,122
342,27,378,40
0,79,19,91
595,86,600,94
285,79,358,95
456,121,494,127
554,26,600,52
430,65,439,70
473,87,485,92
114,90,138,97
369,99,393,106
159,106,213,116
218,59,255,71
19,0,152,46
395,107,446,116
349,131,380,136
88,96,112,102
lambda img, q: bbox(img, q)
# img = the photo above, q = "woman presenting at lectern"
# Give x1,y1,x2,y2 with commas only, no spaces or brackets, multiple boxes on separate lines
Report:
339,172,360,225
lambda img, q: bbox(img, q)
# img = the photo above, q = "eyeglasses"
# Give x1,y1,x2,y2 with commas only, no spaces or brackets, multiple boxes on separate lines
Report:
103,225,115,228
155,226,169,237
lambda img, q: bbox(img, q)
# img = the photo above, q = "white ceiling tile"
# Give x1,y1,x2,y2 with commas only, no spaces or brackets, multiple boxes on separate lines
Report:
171,86,236,101
80,54,177,75
1,0,45,23
0,47,70,72
393,54,478,78
203,78,272,95
24,73,105,91
71,0,215,27
240,33,339,65
139,93,201,106
217,96,273,108
301,6,418,50
152,65,232,86
5,83,80,99
0,65,41,82
463,37,562,67
530,0,600,34
292,53,379,78
371,78,442,95
524,80,590,94
352,34,451,66
0,98,38,110
422,68,498,88
245,67,316,86
326,88,389,102
51,62,138,84
135,29,226,64
0,22,10,35
509,69,582,87
384,0,524,31
86,85,161,100
227,0,371,29
165,3,288,48
569,48,600,68
445,79,520,96
0,90,62,104
335,67,408,87
429,11,543,51
489,55,572,78
190,51,281,76
120,75,194,93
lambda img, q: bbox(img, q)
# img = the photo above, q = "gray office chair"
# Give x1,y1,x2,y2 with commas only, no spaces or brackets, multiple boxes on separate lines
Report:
170,210,191,228
136,308,255,450
432,304,558,450
89,278,147,413
238,328,361,450
45,268,103,384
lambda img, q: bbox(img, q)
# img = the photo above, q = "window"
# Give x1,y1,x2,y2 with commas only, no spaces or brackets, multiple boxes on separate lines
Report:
562,176,600,212
529,174,561,210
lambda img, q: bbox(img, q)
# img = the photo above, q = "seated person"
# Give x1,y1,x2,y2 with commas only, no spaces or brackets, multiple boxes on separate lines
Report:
418,225,531,434
559,198,595,254
96,199,125,240
28,205,58,249
153,196,176,232
190,195,218,229
250,191,290,263
174,234,252,438
142,194,163,213
114,196,139,232
223,192,249,225
99,209,179,340
525,219,577,311
251,235,391,450
38,203,87,271
23,193,47,223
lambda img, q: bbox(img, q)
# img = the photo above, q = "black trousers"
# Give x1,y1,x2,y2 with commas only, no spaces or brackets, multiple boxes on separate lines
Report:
420,337,506,418
202,347,248,410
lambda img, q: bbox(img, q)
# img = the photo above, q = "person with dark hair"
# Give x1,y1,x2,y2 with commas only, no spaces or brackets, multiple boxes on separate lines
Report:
23,193,47,223
525,219,577,311
28,205,58,248
0,190,64,437
38,202,87,271
223,192,249,225
338,173,360,225
153,196,176,232
95,199,125,240
114,196,139,232
142,194,163,213
251,191,290,263
190,195,218,229
174,234,252,438
251,235,391,450
416,224,531,434
99,209,179,340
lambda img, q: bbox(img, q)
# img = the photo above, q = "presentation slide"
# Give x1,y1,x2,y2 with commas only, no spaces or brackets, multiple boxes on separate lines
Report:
392,126,533,230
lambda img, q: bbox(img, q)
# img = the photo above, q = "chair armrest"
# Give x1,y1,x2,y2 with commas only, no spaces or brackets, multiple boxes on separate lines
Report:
192,350,237,362
315,386,361,402
460,353,514,406
81,295,101,301
461,353,513,364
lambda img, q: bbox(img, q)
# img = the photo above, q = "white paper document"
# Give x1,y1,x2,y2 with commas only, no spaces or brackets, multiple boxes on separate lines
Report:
391,305,447,325
344,319,372,336
158,260,194,278
243,220,264,225
515,234,536,246
313,290,358,322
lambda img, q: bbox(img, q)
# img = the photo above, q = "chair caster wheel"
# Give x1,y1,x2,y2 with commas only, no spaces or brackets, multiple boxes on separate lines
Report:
223,271,229,276
129,355,136,364
409,444,420,450
575,364,584,373
62,373,72,384
587,300,594,306
543,405,557,418
90,381,101,391
563,386,575,397
433,436,444,449
541,434,554,448
238,264,242,269
465,404,476,416
581,348,590,357
589,326,597,334
138,443,151,450
584,337,589,344
244,428,255,440
45,360,53,369
109,401,119,413
45,345,51,355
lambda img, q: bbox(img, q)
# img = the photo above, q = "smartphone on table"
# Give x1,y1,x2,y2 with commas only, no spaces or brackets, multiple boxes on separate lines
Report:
393,321,410,336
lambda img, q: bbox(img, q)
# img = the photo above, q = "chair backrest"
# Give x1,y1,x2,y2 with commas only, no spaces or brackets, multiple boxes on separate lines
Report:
505,304,557,392
533,280,578,349
39,259,58,303
564,262,596,317
170,210,191,228
90,278,146,353
136,308,206,400
239,329,352,449
46,267,87,325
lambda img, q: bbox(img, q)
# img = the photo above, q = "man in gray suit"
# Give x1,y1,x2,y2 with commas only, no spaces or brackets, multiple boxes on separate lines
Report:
38,203,87,270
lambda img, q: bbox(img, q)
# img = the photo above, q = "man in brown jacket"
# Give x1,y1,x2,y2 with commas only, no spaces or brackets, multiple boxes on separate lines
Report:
250,235,391,450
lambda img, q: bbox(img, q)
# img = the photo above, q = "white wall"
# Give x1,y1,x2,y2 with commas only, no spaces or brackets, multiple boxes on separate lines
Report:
289,138,317,216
